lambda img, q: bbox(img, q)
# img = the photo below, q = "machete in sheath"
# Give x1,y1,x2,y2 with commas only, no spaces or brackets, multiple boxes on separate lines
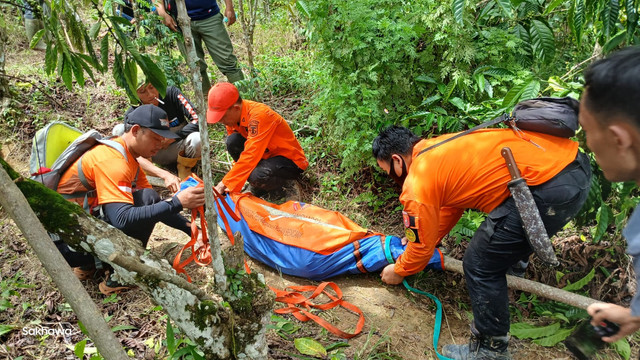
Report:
501,147,560,266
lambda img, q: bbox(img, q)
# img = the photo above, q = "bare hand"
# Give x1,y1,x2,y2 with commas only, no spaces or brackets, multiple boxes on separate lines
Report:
401,236,408,246
175,186,205,209
161,173,181,193
215,181,228,195
224,8,236,26
380,264,404,285
161,12,178,31
587,302,640,342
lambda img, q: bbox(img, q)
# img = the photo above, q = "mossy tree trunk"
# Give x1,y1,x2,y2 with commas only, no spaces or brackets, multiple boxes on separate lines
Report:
0,158,273,360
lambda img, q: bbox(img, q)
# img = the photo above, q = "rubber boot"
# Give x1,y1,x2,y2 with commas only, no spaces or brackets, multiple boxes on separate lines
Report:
177,152,200,181
442,323,512,360
24,18,46,50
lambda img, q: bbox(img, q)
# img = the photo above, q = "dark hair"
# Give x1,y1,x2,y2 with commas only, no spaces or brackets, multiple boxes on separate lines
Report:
583,46,640,127
372,125,421,161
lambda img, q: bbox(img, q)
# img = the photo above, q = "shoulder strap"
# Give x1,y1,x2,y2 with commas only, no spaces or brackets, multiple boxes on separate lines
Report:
77,139,130,190
416,113,510,157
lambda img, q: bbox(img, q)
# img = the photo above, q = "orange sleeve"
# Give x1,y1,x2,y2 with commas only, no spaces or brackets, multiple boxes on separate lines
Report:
222,118,278,192
438,207,464,240
394,200,441,277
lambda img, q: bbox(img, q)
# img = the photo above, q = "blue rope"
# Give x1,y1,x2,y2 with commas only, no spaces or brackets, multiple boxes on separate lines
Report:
384,236,454,360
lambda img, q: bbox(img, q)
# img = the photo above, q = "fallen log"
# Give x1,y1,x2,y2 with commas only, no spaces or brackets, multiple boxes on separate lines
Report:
443,255,599,310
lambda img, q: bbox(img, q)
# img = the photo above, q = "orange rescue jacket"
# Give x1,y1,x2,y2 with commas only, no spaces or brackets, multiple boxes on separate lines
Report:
395,129,579,277
222,100,308,192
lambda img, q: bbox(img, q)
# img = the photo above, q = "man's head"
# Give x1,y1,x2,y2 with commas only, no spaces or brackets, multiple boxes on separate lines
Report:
137,82,160,106
124,104,180,158
206,82,243,127
580,46,640,183
372,125,421,186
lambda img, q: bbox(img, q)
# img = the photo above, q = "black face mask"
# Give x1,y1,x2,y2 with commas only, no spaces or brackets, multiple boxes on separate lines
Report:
389,157,408,186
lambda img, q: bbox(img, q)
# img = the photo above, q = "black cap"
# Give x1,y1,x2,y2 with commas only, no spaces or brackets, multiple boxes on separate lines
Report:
125,104,180,139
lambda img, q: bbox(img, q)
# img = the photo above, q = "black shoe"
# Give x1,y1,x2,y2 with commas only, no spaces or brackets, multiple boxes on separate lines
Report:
442,324,512,360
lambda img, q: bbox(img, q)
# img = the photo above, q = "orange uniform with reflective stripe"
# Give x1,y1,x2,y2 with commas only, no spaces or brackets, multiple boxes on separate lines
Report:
222,100,308,192
57,137,151,208
395,129,579,277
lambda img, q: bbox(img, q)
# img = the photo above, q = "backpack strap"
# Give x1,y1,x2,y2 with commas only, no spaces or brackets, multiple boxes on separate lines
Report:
75,139,132,213
417,113,510,157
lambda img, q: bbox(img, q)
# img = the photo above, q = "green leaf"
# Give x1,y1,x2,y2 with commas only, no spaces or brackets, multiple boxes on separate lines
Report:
325,342,350,352
601,0,620,39
510,322,560,339
100,36,109,71
443,80,457,102
494,0,513,18
60,55,73,90
625,0,638,41
89,22,101,39
166,319,175,354
296,0,311,18
603,29,627,52
520,79,540,101
543,0,566,15
449,97,467,112
70,54,85,87
571,0,585,43
45,44,58,75
110,15,135,27
502,79,530,107
416,74,438,84
482,67,513,77
593,202,613,241
532,327,573,346
29,29,45,50
139,55,167,98
562,268,596,291
294,337,327,357
452,0,466,25
421,95,442,107
612,338,631,360
529,20,555,62
74,339,87,358
0,324,14,337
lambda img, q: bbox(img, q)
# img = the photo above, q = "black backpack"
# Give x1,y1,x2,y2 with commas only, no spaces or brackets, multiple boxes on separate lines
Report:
418,96,580,156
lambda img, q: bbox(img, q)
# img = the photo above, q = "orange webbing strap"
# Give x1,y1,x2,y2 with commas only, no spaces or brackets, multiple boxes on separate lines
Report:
173,205,211,282
173,177,249,281
270,282,365,339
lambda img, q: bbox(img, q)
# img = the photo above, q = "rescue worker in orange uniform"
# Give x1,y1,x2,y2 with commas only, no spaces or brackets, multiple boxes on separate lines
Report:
206,82,308,196
372,125,591,359
56,105,205,295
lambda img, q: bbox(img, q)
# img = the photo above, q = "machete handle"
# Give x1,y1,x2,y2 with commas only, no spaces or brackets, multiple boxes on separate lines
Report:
501,147,521,180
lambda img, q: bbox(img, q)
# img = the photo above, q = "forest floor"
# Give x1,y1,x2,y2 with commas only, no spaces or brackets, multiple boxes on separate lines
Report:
1,14,638,360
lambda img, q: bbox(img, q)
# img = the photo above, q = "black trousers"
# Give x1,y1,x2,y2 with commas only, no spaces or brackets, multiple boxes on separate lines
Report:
463,151,592,336
53,188,160,268
226,132,303,191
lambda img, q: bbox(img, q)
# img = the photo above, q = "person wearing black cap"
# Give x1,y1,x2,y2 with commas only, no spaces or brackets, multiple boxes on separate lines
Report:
56,104,205,295
113,82,202,184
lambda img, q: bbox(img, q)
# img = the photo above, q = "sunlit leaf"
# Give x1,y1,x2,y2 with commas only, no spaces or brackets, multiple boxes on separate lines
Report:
294,337,327,357
612,338,631,360
543,0,566,15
